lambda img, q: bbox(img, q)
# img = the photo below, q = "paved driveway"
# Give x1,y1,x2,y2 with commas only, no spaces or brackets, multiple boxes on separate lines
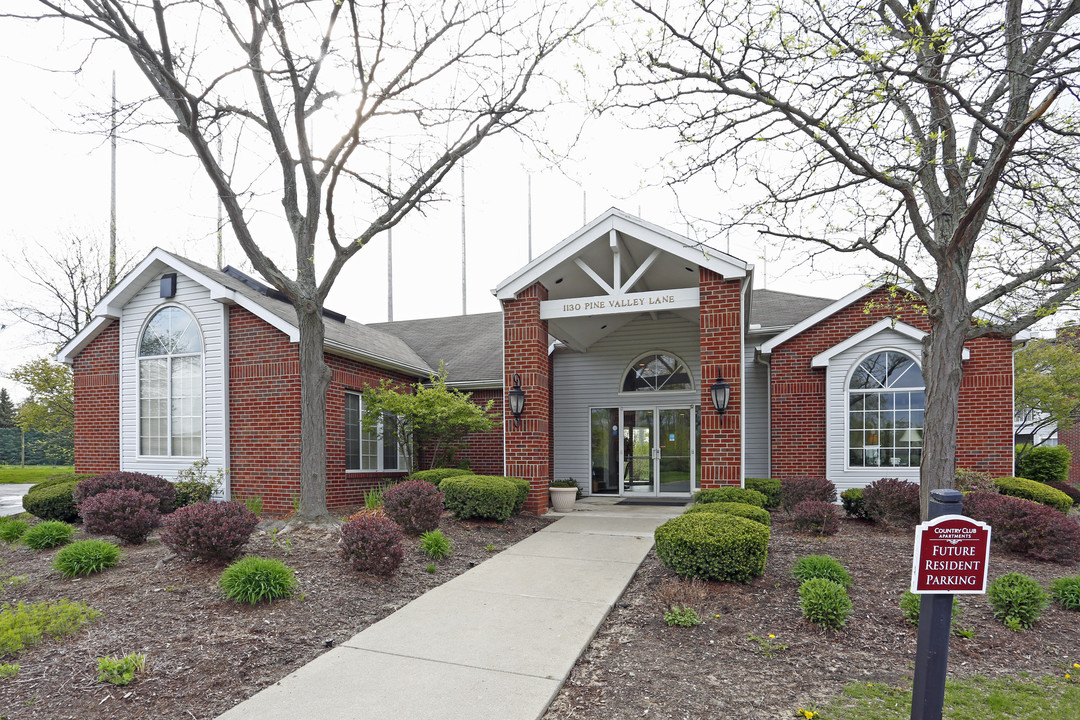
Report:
0,484,34,517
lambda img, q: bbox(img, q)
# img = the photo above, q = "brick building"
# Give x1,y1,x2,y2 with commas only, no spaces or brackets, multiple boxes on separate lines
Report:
60,209,1018,514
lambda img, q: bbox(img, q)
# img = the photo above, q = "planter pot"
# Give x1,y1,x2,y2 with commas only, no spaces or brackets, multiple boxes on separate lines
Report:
549,486,577,512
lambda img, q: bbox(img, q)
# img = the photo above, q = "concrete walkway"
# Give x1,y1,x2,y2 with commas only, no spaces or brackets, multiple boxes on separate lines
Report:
0,484,33,517
216,498,685,720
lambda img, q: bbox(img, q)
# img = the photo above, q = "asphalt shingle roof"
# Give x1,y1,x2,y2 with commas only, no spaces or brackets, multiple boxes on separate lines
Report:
749,288,835,330
370,312,503,385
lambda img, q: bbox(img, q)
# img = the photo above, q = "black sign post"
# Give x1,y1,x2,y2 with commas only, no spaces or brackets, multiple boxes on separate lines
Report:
910,489,964,720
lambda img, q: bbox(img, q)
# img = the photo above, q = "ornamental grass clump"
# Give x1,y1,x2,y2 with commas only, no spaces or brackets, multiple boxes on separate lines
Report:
21,521,75,550
219,556,297,604
987,572,1049,631
96,653,147,685
339,515,405,576
654,513,769,582
74,471,176,515
780,476,837,514
798,578,852,630
0,518,29,544
418,529,452,560
693,487,768,508
791,555,851,589
1050,576,1080,612
160,501,258,563
684,501,771,527
52,540,122,578
862,478,921,527
792,500,840,536
382,480,444,535
79,489,161,545
964,492,1080,564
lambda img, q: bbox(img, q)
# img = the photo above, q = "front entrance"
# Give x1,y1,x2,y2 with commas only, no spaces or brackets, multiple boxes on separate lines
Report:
589,407,695,497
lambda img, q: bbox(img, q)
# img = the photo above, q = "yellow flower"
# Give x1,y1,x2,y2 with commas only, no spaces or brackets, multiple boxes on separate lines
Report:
1067,674,1072,680
1074,663,1080,669
769,634,776,638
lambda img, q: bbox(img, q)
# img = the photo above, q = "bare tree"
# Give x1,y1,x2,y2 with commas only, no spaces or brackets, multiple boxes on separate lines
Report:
617,0,1080,515
8,0,589,521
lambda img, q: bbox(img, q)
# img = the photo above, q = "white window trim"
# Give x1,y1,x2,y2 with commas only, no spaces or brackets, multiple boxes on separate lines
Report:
844,348,925,472
344,391,405,473
618,350,696,397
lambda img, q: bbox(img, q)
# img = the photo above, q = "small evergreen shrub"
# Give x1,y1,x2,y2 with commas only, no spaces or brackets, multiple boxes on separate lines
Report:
964,491,1080,564
663,607,703,627
0,663,17,678
408,468,472,486
0,599,99,655
173,458,223,508
791,555,851,589
694,487,768,508
899,590,967,634
954,468,995,493
745,478,781,509
798,578,851,630
160,501,258,563
382,480,444,535
862,478,921,527
792,500,840,536
0,518,29,544
219,556,297,604
52,540,122,578
21,521,75,550
684,501,770,526
22,480,81,523
80,489,161,545
339,516,405,576
1016,444,1072,485
74,472,176,514
993,476,1073,513
780,476,837,513
987,572,1049,630
1049,576,1080,612
418,529,452,560
654,513,769,582
97,653,147,685
440,475,518,522
840,488,869,520
1045,481,1080,506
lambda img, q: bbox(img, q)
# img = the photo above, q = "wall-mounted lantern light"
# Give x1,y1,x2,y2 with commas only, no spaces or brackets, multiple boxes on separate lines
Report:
508,373,526,428
710,371,731,417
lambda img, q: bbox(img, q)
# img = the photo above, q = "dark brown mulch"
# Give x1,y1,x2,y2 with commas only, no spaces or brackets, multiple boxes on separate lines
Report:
543,516,1080,720
0,512,552,720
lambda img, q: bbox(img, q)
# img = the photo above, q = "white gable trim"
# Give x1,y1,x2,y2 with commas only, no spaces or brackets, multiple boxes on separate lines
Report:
810,318,969,367
494,208,748,300
758,285,876,356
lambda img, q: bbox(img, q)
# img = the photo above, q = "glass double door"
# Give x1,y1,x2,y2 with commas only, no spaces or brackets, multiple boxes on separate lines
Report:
622,408,694,496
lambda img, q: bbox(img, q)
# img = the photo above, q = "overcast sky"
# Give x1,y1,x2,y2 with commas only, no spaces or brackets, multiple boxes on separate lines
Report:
0,4,872,401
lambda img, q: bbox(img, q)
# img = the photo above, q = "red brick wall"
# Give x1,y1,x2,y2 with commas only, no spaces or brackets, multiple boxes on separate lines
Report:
768,289,1014,481
1059,426,1080,485
73,321,120,475
502,282,552,514
699,270,743,487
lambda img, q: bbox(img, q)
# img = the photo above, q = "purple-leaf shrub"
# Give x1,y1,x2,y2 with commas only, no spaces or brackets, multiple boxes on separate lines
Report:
964,491,1080,565
862,478,921,527
160,501,258,563
780,477,838,514
80,489,161,545
381,480,444,535
74,472,177,515
339,516,405,576
792,500,840,536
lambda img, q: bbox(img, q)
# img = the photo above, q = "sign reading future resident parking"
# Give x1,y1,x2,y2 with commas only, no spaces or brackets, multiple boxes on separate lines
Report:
910,515,991,594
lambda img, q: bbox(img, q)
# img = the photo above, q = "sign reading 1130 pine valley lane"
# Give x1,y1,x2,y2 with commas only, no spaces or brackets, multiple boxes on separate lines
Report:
910,515,991,594
539,287,700,319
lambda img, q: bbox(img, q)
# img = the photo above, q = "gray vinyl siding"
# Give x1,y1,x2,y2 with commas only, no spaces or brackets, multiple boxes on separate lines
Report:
824,328,922,492
551,314,700,494
744,343,770,479
119,272,228,487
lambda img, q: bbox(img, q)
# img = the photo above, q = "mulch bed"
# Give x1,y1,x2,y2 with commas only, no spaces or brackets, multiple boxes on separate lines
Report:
543,515,1080,720
0,511,552,719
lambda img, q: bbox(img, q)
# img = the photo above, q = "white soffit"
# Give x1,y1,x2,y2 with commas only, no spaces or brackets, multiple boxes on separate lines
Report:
810,318,969,368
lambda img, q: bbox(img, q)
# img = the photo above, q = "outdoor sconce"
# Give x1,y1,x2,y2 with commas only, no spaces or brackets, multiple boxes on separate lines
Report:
508,373,526,428
710,371,731,417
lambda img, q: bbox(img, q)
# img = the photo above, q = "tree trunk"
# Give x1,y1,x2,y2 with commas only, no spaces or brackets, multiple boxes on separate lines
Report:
296,301,332,521
919,268,970,519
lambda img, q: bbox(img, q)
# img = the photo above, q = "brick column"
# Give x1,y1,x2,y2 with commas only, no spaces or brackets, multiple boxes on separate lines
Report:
699,269,742,488
502,282,552,514
73,321,121,474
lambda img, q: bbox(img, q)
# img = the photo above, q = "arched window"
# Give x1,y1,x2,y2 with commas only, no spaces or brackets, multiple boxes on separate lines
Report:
622,352,693,393
138,306,203,456
848,350,924,468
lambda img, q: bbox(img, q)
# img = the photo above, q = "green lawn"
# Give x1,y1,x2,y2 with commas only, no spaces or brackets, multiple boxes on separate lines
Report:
818,675,1080,720
0,465,74,484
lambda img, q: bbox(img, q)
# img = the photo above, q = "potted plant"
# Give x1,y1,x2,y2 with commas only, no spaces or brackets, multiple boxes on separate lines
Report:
549,478,579,512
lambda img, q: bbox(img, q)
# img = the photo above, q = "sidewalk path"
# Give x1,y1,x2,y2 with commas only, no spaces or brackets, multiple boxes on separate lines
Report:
216,498,684,720
0,484,33,517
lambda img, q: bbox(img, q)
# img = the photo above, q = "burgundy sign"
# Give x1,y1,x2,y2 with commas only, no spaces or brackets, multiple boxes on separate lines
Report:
910,515,991,594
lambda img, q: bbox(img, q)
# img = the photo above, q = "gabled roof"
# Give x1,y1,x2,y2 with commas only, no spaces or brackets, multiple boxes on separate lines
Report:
757,285,878,356
749,289,835,330
810,318,969,367
370,312,503,387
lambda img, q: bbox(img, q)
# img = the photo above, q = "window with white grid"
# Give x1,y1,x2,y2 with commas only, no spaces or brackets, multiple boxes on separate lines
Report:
138,306,203,457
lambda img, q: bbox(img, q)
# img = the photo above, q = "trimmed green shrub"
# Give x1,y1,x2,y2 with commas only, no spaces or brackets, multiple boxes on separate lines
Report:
792,500,840,536
1049,576,1080,612
780,476,837,513
160,501,257,563
23,480,81,523
964,492,1080,564
407,468,472,486
798,578,852,630
840,488,869,520
74,472,176,515
339,516,405,576
52,540,122,578
684,501,770,527
219,556,297,604
862,478,921,527
506,476,530,514
694,487,768,508
1045,481,1080,506
993,476,1073,513
97,653,146,685
80,489,161,545
654,513,769,582
0,518,29,544
987,573,1049,630
22,521,75,550
418,529,452,560
440,475,518,522
791,554,851,589
1016,444,1071,485
745,478,781,509
0,599,99,655
382,480,444,535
